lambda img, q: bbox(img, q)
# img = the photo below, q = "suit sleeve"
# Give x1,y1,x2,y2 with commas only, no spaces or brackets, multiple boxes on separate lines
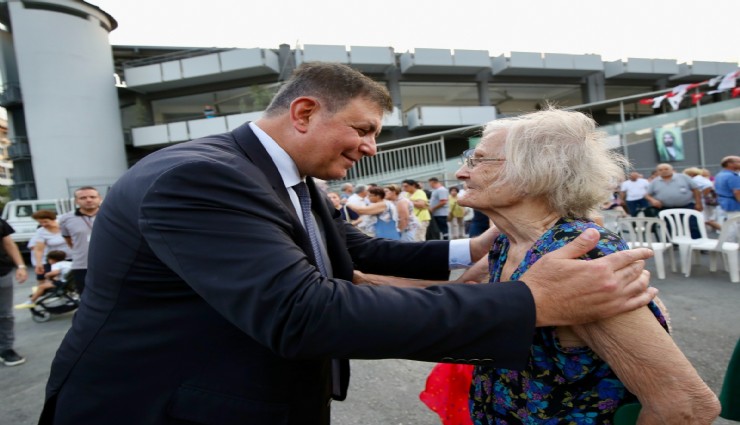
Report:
139,159,536,369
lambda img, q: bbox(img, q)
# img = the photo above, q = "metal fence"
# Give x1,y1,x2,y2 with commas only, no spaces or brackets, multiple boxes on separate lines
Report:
328,138,447,190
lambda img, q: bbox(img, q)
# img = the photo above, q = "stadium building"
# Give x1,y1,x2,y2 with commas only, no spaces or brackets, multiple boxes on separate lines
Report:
0,0,738,198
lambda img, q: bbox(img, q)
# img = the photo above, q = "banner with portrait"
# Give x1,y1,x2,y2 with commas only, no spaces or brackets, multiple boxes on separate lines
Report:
654,126,684,162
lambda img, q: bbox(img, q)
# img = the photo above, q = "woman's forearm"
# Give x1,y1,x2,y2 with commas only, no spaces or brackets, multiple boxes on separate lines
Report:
34,242,45,266
346,202,385,215
352,271,445,288
571,306,720,424
397,205,409,230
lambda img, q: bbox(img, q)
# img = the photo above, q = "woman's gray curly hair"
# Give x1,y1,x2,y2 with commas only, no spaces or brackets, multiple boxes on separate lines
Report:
482,107,628,218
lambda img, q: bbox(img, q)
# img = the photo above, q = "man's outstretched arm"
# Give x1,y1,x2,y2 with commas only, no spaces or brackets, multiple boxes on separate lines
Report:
358,228,656,326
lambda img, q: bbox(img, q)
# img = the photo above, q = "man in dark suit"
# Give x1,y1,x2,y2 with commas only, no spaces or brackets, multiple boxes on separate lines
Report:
40,63,654,425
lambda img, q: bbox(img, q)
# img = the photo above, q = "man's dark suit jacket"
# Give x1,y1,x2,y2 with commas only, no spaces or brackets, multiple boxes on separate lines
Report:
40,123,536,425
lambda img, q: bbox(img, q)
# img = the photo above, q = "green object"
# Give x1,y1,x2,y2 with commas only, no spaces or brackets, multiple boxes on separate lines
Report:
720,337,740,420
468,136,480,149
613,402,641,425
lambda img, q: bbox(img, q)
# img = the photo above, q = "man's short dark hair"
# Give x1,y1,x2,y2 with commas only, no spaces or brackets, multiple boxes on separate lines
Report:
428,177,439,183
74,186,99,197
721,156,738,168
264,63,393,117
402,179,417,186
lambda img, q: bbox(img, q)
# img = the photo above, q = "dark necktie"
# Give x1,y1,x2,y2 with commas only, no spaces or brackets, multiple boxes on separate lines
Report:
293,182,344,400
293,182,329,275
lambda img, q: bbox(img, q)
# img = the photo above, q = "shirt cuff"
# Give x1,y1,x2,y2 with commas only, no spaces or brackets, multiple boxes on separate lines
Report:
448,239,473,269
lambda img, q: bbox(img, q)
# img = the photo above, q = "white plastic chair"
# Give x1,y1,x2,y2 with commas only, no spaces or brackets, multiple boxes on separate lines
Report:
599,209,625,234
658,208,713,275
617,217,676,279
685,216,740,282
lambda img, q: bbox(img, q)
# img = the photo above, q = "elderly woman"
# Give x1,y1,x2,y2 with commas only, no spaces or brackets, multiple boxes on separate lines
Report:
362,109,719,424
454,108,718,424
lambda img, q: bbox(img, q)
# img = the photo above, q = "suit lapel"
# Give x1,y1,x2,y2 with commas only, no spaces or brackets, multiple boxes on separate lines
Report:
230,122,294,213
231,122,353,400
230,122,353,278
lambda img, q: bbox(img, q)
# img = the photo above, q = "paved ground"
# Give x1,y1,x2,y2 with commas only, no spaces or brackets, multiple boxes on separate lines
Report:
2,256,739,424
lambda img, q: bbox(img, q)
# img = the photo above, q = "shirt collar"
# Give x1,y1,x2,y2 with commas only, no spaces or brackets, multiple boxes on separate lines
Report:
249,122,303,188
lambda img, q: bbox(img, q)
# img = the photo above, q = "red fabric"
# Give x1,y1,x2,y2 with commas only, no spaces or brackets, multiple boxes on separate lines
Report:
691,92,705,104
638,98,654,105
419,363,474,425
732,87,740,98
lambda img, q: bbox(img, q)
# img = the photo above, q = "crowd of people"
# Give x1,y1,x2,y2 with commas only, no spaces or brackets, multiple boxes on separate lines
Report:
326,155,740,247
326,179,482,242
0,186,101,367
610,157,740,240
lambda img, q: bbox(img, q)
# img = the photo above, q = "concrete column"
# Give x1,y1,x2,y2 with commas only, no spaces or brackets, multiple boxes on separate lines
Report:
0,0,128,198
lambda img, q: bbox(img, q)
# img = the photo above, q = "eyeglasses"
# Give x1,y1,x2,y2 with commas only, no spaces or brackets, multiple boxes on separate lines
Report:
461,148,506,169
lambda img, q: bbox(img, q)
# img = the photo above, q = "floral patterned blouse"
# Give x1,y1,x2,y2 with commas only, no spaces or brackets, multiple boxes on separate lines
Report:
470,218,668,425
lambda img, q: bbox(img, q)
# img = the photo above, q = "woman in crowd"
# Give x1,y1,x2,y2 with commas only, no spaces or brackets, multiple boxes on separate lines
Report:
447,186,466,239
384,184,419,241
359,108,720,424
31,210,72,283
345,186,400,239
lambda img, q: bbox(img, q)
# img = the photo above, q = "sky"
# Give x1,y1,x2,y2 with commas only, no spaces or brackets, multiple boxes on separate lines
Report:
88,0,739,65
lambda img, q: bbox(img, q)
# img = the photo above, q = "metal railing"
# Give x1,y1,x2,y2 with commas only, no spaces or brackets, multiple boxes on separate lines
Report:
122,47,231,69
328,138,447,190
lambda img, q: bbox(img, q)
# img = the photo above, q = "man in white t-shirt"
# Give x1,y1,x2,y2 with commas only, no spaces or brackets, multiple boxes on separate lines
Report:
345,184,371,231
619,172,650,216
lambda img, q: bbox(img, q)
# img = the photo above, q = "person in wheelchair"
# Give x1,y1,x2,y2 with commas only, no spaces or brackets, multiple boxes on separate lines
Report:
16,250,72,308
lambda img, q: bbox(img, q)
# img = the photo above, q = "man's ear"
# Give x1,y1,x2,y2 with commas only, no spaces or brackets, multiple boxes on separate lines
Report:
290,97,320,133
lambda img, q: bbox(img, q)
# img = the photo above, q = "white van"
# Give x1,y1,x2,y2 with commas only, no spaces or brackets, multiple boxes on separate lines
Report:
1,198,75,250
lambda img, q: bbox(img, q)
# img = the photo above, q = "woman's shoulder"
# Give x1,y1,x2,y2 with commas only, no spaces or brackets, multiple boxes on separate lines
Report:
543,218,626,258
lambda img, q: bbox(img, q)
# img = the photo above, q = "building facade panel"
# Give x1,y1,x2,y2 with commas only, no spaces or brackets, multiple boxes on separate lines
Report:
124,63,163,87
132,124,169,147
161,60,183,82
297,44,348,66
181,53,221,79
219,48,268,72
188,116,227,139
168,122,189,142
348,46,395,72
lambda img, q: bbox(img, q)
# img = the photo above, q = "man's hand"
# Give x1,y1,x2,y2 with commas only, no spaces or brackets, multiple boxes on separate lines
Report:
519,228,657,326
455,256,488,284
15,267,27,284
468,225,500,262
